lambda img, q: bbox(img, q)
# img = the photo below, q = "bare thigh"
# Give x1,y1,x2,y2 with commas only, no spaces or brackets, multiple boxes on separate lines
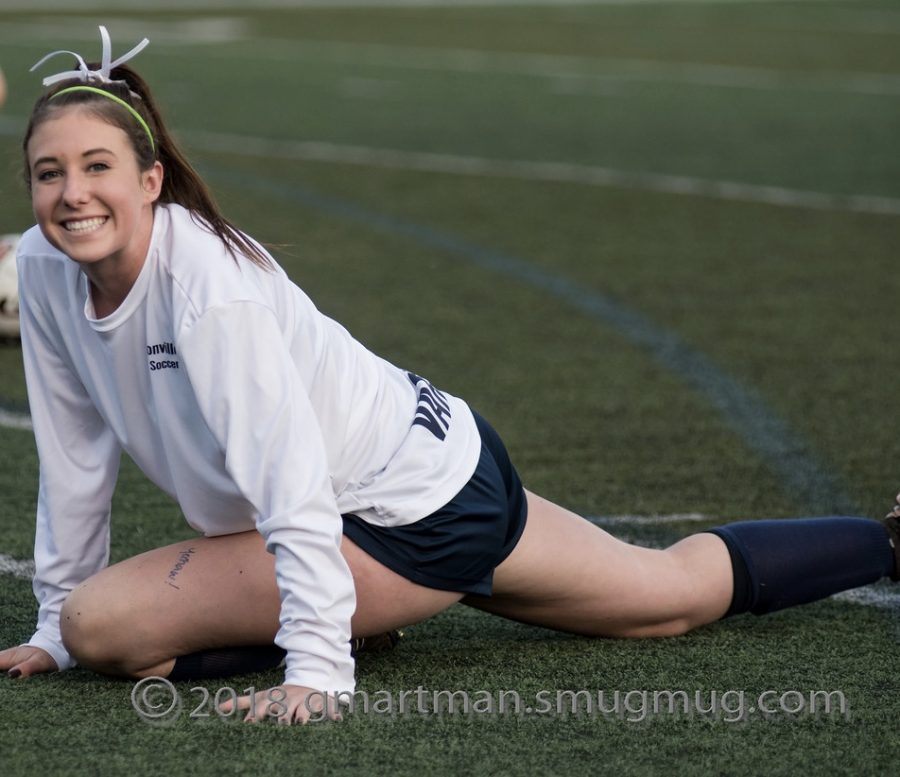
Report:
61,531,461,676
463,491,733,638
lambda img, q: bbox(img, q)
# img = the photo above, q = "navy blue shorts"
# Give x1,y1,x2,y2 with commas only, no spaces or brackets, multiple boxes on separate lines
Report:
341,411,528,596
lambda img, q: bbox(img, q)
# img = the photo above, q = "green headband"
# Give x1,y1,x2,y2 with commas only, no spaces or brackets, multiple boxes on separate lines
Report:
51,85,156,153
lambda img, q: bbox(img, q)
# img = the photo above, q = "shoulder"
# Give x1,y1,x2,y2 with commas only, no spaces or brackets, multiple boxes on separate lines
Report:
155,204,293,324
156,203,238,268
159,204,280,279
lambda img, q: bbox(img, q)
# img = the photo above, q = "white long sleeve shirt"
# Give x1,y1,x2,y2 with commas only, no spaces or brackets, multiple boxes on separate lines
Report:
17,203,481,692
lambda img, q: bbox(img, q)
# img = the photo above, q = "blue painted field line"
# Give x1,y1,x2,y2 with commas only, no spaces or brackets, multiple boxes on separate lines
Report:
205,166,859,514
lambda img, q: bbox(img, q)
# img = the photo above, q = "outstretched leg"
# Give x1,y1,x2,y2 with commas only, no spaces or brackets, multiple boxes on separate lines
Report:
466,490,897,637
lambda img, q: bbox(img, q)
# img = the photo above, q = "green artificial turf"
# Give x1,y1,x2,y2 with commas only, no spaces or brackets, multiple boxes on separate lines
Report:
1,2,899,774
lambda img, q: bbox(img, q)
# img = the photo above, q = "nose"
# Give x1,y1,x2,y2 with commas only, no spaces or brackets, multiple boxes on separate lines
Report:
61,171,90,207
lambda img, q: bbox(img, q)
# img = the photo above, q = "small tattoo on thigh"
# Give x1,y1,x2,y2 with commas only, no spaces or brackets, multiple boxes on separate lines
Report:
166,547,196,590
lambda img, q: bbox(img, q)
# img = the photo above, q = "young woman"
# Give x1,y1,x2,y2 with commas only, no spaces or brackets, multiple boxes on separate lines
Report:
2,28,898,725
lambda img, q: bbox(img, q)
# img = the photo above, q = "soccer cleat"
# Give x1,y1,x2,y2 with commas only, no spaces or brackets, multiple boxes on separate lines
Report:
350,629,403,657
882,494,900,581
0,234,21,341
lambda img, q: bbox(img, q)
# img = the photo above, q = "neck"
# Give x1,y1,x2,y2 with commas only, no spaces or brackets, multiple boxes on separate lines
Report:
84,206,155,318
88,272,138,319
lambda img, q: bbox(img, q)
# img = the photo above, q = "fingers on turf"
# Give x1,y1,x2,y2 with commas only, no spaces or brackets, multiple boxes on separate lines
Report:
1,646,51,677
224,687,342,725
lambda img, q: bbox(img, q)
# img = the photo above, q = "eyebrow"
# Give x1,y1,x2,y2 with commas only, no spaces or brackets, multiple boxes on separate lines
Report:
31,148,118,168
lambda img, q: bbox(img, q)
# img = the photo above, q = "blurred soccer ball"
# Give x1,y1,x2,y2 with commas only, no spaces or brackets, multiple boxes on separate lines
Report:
0,233,21,340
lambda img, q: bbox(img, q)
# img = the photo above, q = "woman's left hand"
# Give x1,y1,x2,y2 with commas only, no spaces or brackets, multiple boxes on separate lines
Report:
219,684,342,725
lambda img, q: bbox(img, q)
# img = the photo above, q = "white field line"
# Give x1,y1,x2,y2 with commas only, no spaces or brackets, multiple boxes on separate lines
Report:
587,513,711,526
0,118,897,217
0,408,32,432
185,129,900,216
0,553,34,580
831,585,900,610
206,39,900,98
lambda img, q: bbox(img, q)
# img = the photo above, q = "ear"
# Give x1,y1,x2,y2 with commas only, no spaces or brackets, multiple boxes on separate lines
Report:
141,161,164,204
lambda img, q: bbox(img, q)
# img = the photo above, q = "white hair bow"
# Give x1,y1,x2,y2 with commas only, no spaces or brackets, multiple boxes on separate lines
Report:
30,25,150,87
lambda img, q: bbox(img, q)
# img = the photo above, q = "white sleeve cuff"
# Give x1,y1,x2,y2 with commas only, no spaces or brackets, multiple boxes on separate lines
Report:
282,661,356,695
26,631,75,672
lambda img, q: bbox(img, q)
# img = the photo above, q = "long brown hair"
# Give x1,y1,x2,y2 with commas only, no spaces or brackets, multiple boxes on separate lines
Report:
23,63,273,270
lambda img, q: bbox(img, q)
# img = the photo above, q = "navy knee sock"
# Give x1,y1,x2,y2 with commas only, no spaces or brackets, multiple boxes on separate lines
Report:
166,634,401,681
167,645,286,681
706,517,895,616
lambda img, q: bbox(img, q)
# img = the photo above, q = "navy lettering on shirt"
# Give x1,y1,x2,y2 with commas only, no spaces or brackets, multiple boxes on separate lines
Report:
147,342,179,371
407,372,451,441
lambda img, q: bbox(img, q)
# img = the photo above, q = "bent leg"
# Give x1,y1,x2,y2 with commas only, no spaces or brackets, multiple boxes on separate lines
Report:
60,530,462,679
464,490,734,638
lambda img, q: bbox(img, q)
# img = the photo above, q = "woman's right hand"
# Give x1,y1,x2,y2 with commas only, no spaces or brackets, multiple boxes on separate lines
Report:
0,645,58,677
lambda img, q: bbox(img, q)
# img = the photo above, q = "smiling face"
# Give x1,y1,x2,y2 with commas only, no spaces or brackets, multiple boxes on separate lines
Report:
26,106,163,290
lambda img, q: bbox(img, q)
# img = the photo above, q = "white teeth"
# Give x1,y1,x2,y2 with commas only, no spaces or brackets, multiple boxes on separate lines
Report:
64,217,106,233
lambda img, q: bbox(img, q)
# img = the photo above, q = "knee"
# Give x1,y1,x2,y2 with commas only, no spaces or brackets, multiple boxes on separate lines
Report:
60,582,133,677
